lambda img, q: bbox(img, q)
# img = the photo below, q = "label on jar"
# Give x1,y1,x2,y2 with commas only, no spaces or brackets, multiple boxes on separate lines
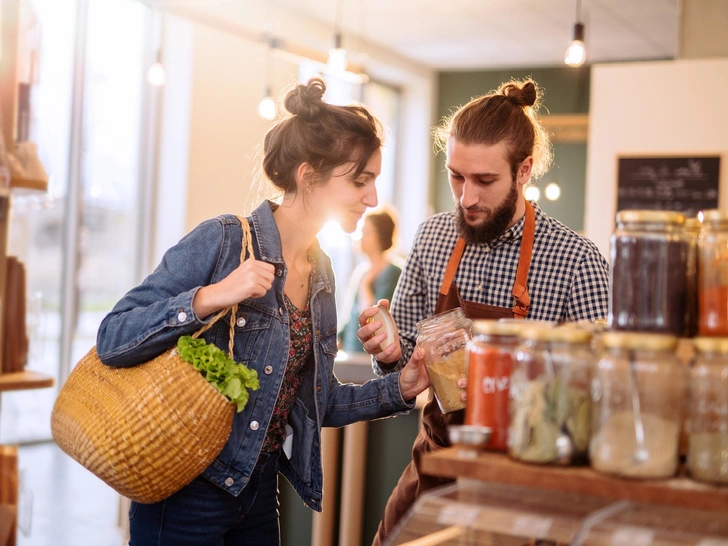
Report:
465,342,512,450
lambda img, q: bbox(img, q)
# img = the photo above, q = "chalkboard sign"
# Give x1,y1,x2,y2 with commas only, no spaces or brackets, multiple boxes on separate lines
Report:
616,156,720,215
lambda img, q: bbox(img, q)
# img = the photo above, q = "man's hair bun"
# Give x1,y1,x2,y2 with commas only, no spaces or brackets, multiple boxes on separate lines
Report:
501,81,538,107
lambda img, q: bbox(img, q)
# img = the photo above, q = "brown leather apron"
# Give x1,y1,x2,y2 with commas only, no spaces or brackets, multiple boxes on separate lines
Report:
373,201,536,546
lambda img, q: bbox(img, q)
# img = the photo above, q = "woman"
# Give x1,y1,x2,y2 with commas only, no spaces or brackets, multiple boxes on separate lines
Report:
339,208,402,353
96,78,430,545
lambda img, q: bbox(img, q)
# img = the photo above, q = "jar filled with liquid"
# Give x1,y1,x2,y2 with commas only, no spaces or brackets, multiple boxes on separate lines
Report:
509,325,593,465
609,210,689,335
698,210,728,336
687,337,728,485
416,308,473,413
464,320,520,451
590,332,684,479
684,217,701,337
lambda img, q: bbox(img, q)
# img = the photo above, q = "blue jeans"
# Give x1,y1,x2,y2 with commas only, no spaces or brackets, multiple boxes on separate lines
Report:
128,450,280,545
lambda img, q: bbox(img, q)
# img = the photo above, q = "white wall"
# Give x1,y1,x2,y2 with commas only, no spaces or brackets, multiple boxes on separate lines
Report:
585,58,728,259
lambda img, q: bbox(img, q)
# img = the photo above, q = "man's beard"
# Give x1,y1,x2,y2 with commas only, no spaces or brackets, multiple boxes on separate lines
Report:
455,181,519,245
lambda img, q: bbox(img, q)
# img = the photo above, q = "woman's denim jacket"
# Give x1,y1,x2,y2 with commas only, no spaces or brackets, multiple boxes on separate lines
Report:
96,200,414,511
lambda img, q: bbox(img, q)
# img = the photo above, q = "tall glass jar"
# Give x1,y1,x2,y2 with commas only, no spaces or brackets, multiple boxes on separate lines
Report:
509,325,593,465
687,337,728,485
416,308,473,413
609,210,689,335
684,217,701,337
698,210,728,336
590,332,684,479
464,320,520,451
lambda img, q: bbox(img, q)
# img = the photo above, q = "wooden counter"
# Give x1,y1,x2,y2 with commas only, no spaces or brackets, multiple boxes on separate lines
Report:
0,371,54,392
421,447,728,512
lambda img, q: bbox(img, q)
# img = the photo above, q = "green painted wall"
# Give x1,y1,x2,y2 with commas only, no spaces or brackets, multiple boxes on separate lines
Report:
434,66,590,231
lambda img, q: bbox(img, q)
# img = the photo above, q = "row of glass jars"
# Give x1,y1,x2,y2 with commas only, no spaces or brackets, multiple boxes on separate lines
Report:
609,209,728,337
458,319,728,485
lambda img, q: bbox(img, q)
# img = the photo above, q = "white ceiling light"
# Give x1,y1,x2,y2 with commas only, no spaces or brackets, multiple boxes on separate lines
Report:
565,0,586,67
258,87,276,120
524,186,540,202
545,183,561,201
147,50,167,86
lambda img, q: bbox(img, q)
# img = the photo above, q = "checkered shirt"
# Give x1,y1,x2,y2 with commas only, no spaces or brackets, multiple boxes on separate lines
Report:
375,202,609,374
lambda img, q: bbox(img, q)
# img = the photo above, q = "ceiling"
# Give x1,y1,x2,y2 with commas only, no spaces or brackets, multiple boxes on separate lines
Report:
150,0,682,70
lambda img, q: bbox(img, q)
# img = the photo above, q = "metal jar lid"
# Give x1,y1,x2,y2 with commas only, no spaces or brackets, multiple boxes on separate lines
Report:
615,210,685,226
701,209,728,226
601,331,678,351
694,337,728,355
472,319,522,337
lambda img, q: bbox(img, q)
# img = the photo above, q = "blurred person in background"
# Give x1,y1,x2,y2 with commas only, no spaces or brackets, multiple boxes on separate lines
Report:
339,207,403,353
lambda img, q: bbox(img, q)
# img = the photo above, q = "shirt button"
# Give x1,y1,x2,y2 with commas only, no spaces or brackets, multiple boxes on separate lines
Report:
236,317,247,327
224,477,234,487
250,421,259,431
177,311,187,323
264,366,273,375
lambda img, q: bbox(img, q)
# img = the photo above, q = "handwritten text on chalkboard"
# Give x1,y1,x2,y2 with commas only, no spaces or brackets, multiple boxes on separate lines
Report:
617,156,720,215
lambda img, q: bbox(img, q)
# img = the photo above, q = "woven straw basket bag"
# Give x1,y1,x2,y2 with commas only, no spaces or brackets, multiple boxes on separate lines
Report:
51,217,254,504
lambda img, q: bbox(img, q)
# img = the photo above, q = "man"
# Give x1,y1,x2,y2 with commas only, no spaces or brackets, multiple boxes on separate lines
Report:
357,79,609,545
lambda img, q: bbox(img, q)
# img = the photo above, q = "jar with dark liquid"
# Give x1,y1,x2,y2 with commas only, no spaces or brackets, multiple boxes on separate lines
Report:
698,210,728,336
684,217,701,337
609,210,689,335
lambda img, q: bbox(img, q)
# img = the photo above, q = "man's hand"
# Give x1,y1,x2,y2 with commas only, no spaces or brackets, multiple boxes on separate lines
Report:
356,299,402,363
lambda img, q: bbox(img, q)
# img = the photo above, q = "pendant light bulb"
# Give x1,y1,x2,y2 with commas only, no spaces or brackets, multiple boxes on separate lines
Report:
258,87,276,120
327,32,347,73
147,50,167,86
564,20,586,67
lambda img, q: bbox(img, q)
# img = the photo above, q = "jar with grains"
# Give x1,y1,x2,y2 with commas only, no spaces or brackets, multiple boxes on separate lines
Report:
698,210,728,336
609,210,689,335
684,217,701,337
464,320,520,451
509,325,593,465
590,332,684,479
687,337,728,485
416,308,473,413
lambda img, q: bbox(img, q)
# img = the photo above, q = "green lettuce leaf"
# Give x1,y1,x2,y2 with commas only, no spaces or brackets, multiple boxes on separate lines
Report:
177,335,260,412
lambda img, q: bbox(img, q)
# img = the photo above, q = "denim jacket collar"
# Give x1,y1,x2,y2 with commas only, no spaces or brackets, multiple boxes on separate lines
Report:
250,200,333,296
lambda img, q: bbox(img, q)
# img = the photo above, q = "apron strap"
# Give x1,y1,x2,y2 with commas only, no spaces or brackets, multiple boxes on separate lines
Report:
511,200,536,319
439,237,466,298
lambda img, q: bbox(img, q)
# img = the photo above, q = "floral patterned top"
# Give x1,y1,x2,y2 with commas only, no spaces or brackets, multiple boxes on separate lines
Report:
261,291,314,453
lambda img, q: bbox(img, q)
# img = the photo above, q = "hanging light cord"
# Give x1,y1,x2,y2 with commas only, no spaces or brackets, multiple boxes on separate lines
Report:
575,0,582,23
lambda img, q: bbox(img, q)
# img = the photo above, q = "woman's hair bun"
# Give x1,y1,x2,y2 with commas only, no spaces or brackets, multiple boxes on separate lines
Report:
284,77,327,120
501,81,538,107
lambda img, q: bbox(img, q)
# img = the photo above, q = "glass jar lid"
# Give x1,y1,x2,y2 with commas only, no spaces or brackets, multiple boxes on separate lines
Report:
701,209,728,226
615,210,685,226
549,326,592,344
601,331,678,351
472,319,521,337
693,337,728,354
518,324,555,341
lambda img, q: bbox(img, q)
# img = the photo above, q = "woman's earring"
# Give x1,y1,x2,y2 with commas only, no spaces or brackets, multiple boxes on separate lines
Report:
305,185,312,195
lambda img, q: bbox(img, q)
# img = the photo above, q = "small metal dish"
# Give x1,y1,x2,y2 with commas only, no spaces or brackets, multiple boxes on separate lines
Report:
449,425,492,449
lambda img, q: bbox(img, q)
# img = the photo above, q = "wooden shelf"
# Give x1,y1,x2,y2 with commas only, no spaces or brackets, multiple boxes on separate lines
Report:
0,371,54,392
421,447,728,512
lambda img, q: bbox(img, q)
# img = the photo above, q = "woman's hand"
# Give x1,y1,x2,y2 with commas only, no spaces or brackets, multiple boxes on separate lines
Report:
193,258,276,319
398,347,430,401
356,299,402,363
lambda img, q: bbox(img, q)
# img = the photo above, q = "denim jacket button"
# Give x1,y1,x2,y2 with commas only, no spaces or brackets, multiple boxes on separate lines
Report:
250,421,260,431
236,317,246,328
264,366,273,375
224,477,234,487
177,311,187,323
279,307,284,315
316,385,322,392
276,268,283,277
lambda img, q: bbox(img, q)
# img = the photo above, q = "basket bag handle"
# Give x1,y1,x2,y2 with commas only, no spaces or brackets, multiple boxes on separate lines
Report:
189,216,253,356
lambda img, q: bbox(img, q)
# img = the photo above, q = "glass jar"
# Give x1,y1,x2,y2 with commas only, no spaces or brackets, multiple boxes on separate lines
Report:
687,337,728,485
609,210,689,335
698,210,728,336
416,307,473,413
684,217,701,337
590,332,684,479
464,320,520,451
509,325,593,465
